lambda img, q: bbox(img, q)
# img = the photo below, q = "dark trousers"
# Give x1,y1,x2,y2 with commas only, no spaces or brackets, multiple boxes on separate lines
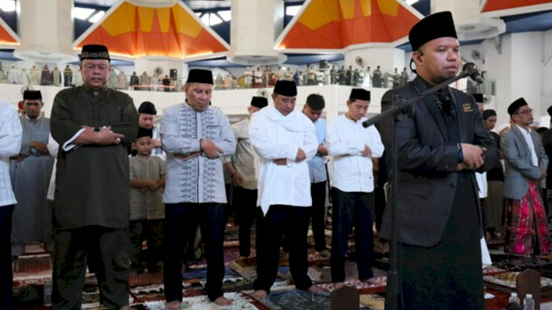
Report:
331,188,374,282
52,226,129,310
0,205,14,310
164,203,226,302
233,187,258,257
253,205,313,293
128,219,164,272
311,182,327,251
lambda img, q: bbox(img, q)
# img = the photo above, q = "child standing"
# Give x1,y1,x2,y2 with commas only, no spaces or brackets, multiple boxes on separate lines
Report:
129,128,166,273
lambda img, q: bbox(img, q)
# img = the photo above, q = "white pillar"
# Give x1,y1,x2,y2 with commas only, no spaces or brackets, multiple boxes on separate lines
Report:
14,0,77,63
227,0,287,65
483,32,543,126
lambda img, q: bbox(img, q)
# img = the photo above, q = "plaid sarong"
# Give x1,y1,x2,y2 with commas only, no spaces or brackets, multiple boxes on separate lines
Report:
504,181,552,257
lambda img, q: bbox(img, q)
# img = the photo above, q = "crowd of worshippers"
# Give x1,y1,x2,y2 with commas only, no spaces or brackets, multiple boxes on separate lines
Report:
1,40,552,310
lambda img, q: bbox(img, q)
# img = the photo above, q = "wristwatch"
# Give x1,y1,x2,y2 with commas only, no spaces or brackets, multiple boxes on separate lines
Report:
457,143,464,163
93,127,100,132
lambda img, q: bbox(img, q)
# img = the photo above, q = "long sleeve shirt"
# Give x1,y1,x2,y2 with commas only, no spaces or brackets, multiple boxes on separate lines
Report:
50,86,139,229
232,118,257,190
307,117,327,183
161,102,236,204
249,106,317,214
327,114,384,193
0,101,22,207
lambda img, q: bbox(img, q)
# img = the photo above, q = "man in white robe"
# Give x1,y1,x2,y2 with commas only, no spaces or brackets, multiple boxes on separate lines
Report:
249,80,322,299
0,100,22,310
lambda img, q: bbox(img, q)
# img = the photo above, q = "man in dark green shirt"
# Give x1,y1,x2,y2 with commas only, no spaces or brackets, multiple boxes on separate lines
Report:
50,44,138,310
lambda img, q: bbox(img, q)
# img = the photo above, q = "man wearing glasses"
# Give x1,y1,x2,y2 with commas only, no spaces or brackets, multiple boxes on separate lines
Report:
502,98,552,257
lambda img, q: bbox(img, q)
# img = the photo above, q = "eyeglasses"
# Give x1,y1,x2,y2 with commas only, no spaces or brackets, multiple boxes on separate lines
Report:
517,108,533,115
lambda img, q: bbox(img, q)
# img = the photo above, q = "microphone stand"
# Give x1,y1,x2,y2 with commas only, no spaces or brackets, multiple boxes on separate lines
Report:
363,69,478,310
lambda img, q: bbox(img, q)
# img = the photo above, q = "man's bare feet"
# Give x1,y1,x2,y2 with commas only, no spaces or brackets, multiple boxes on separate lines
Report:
214,296,233,306
166,300,181,310
251,289,268,299
308,285,324,294
334,282,345,289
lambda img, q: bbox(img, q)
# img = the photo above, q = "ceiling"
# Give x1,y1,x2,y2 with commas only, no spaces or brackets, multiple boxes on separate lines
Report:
2,0,552,66
74,0,306,11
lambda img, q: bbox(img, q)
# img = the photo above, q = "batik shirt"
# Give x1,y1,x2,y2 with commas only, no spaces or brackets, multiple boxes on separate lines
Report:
161,102,236,204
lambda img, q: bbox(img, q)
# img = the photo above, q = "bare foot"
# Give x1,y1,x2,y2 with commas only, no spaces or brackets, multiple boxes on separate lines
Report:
251,289,268,299
308,285,324,294
166,300,181,310
334,282,345,289
214,296,232,306
237,256,248,261
119,306,131,310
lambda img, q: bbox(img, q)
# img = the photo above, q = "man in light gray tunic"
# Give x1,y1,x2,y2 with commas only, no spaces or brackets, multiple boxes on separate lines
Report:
161,69,236,309
10,90,54,256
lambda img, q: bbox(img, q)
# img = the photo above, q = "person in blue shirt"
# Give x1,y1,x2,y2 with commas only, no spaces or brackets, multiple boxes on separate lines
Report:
303,94,330,257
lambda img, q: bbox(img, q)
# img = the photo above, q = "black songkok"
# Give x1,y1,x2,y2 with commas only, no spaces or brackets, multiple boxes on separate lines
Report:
306,94,325,110
80,44,110,61
350,88,370,101
138,101,157,115
472,93,484,103
251,96,268,109
23,90,42,100
136,127,153,139
507,98,528,116
409,11,458,51
187,69,214,85
273,80,297,97
547,105,552,117
482,109,496,120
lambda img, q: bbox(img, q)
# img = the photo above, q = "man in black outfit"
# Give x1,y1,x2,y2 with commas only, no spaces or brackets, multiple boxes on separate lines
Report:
380,12,497,310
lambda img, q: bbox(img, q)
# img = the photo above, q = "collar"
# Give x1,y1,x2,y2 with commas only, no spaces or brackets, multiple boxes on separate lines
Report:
25,113,43,121
516,124,532,134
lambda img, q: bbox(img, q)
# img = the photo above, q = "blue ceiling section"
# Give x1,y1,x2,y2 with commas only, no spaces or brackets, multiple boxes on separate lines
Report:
503,9,552,33
1,0,552,65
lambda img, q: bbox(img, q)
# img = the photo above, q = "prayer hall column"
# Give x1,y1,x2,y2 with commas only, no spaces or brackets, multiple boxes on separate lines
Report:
14,0,77,63
227,0,287,65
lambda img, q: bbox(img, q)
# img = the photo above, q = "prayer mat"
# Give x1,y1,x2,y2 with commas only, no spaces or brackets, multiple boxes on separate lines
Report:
483,271,552,296
257,289,370,310
316,277,387,295
360,294,385,310
141,292,260,310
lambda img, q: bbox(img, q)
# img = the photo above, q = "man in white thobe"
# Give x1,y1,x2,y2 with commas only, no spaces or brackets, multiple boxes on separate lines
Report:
249,80,322,299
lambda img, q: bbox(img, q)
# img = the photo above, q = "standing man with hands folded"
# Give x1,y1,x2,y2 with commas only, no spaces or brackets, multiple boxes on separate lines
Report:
379,12,497,310
50,44,138,310
161,69,236,308
502,98,552,257
249,80,322,299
